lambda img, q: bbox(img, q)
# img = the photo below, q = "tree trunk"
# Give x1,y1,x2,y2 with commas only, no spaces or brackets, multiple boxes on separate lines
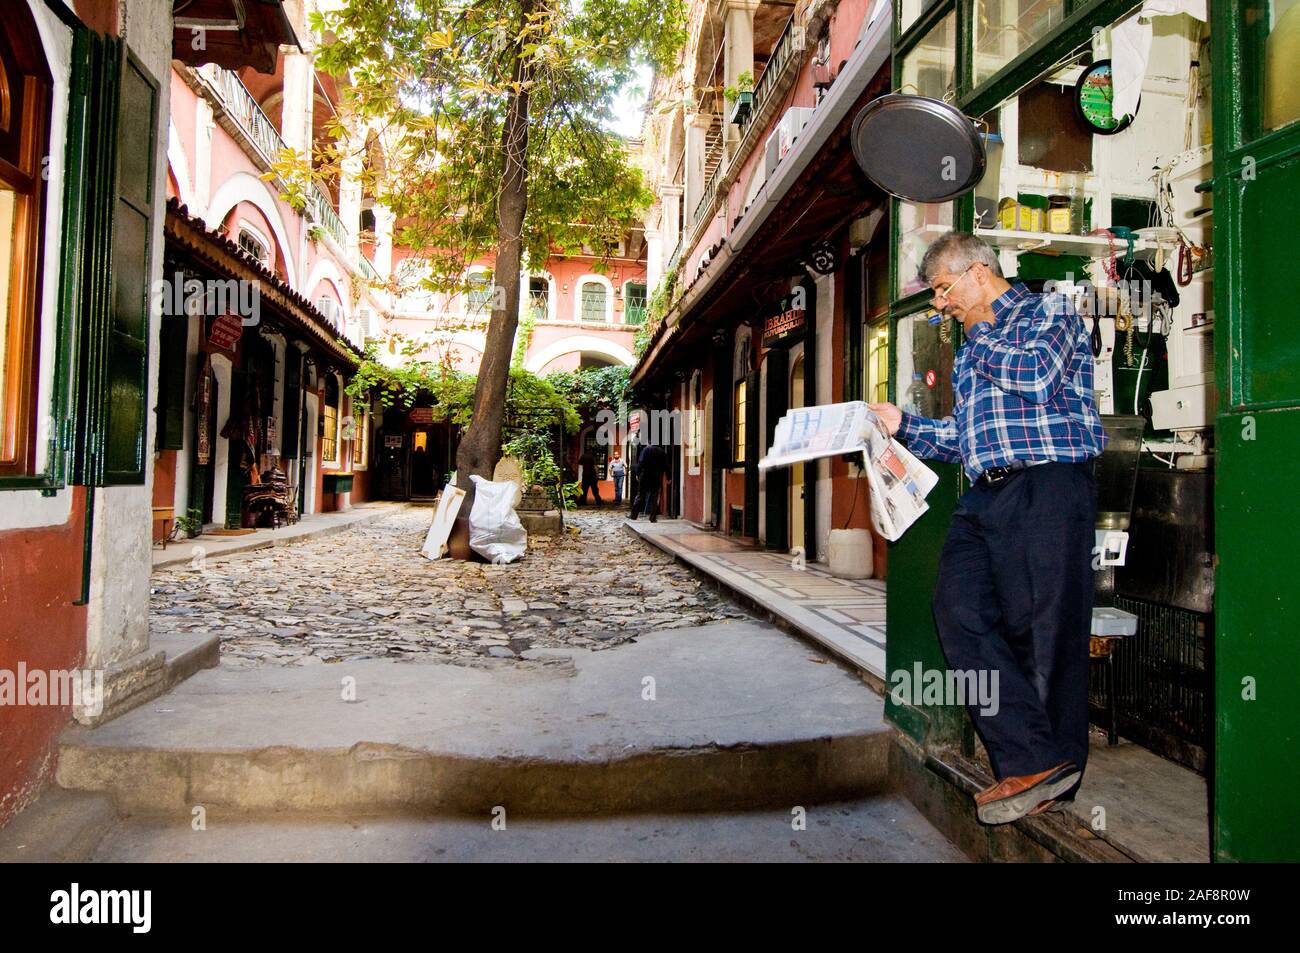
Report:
454,1,534,509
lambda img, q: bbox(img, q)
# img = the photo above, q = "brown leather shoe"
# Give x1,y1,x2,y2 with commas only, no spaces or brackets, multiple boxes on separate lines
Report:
975,762,1080,825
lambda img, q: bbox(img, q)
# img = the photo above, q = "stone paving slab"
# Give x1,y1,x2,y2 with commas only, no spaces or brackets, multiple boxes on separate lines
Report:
58,621,894,816
626,519,888,679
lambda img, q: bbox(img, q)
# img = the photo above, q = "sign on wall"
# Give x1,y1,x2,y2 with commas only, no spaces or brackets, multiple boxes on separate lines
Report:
761,307,807,349
208,313,243,352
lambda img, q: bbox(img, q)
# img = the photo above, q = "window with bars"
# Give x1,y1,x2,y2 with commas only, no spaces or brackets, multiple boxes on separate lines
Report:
238,228,270,268
322,376,340,464
352,406,369,467
624,282,648,325
466,271,494,317
580,281,608,322
527,276,549,321
733,379,746,462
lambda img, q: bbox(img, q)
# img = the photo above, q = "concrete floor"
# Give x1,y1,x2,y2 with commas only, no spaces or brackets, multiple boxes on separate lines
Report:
87,796,969,863
56,620,906,818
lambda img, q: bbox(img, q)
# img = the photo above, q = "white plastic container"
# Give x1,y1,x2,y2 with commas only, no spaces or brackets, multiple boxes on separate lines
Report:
828,529,873,579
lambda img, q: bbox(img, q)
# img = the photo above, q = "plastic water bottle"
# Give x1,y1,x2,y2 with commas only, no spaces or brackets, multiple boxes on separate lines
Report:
905,372,926,417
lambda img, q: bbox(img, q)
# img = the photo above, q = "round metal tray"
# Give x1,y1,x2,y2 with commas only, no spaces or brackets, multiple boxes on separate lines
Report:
851,94,986,203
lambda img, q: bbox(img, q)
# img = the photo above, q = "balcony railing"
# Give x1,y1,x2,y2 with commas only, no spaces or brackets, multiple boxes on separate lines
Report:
209,65,285,168
203,64,383,287
744,13,800,136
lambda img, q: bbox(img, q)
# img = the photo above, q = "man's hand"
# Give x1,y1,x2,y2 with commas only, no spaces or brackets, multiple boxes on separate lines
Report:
868,402,902,436
962,302,996,337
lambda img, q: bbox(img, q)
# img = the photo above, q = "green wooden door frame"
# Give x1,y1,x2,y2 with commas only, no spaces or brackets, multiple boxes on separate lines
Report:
1209,0,1300,863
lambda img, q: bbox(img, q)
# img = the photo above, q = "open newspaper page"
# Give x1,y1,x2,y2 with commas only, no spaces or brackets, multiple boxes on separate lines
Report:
760,401,938,542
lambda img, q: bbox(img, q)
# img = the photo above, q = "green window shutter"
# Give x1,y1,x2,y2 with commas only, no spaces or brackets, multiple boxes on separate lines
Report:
102,48,160,483
71,37,160,485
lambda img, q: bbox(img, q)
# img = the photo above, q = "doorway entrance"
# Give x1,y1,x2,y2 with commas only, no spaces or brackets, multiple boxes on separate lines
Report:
790,353,805,551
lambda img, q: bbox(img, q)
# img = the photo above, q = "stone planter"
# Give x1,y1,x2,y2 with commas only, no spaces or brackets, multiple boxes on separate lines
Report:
827,529,873,579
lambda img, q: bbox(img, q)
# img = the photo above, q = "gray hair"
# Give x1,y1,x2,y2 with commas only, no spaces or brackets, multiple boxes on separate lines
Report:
919,231,1003,283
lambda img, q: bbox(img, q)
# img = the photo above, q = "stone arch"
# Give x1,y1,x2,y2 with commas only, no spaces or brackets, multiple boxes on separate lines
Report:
206,171,298,287
304,258,350,325
167,119,196,210
524,335,635,373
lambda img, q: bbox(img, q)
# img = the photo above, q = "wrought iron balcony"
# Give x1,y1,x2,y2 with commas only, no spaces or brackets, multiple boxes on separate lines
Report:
200,64,384,287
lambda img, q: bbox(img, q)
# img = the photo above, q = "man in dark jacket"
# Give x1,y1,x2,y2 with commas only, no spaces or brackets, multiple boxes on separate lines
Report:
635,441,668,522
578,450,602,506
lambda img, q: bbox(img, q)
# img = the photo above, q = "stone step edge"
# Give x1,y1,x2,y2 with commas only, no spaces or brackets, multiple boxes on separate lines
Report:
57,730,893,818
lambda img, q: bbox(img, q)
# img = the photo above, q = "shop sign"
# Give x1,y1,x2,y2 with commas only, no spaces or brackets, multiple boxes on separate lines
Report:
208,313,243,351
761,307,807,349
409,407,434,424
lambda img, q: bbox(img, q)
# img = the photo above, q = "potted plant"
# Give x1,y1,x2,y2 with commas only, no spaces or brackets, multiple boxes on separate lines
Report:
726,70,755,125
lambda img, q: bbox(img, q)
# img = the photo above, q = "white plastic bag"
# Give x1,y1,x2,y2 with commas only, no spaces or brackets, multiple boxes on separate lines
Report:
467,475,528,564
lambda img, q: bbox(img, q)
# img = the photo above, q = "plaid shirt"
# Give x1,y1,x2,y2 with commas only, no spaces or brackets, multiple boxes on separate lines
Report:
899,282,1107,481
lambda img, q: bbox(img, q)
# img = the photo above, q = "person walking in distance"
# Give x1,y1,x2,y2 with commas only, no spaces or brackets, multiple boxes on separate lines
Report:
578,448,602,507
869,231,1105,825
608,449,627,505
634,440,668,522
627,435,642,518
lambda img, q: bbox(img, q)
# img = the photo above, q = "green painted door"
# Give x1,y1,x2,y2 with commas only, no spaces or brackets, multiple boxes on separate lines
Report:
1210,0,1300,862
884,308,963,746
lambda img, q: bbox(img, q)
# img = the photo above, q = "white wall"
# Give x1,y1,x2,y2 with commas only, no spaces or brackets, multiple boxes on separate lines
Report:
85,0,175,669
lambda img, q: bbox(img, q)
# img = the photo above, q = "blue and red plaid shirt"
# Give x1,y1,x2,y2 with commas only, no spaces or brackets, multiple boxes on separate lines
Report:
899,282,1107,481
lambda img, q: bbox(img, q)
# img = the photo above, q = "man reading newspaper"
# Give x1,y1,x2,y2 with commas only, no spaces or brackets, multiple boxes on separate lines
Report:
870,232,1106,825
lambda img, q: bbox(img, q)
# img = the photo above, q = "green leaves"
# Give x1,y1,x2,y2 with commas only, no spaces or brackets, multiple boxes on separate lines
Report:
309,0,686,273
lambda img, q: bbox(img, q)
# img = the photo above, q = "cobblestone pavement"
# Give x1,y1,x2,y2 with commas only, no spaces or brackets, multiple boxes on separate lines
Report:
150,506,752,667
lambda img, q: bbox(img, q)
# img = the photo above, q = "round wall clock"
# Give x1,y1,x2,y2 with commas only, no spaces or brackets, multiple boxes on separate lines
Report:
1074,59,1137,135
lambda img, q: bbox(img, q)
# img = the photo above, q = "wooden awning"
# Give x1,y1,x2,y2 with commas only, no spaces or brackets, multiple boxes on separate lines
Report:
172,0,300,74
164,198,360,372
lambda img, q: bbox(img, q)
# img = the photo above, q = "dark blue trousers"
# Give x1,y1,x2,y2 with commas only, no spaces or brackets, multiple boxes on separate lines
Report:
933,461,1096,794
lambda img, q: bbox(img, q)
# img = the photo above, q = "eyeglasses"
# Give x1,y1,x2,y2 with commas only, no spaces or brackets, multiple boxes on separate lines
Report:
931,263,977,306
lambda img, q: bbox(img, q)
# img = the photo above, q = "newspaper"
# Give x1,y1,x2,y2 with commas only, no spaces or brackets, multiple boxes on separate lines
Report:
759,401,939,542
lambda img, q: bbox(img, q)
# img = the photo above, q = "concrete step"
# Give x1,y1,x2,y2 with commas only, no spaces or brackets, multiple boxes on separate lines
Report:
57,621,895,818
86,795,968,862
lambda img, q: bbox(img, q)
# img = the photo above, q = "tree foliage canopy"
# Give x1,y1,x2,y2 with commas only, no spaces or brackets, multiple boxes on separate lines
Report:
308,0,686,292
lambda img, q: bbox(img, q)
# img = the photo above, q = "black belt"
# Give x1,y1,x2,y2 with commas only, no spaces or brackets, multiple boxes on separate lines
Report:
978,460,1048,486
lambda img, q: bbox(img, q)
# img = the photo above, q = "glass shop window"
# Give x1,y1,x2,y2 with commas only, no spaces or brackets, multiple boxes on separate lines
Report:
1262,0,1300,133
900,11,957,100
352,407,369,467
895,309,954,421
866,319,891,404
897,200,953,299
973,0,1068,88
733,378,747,462
899,0,945,36
0,14,51,479
322,376,340,464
